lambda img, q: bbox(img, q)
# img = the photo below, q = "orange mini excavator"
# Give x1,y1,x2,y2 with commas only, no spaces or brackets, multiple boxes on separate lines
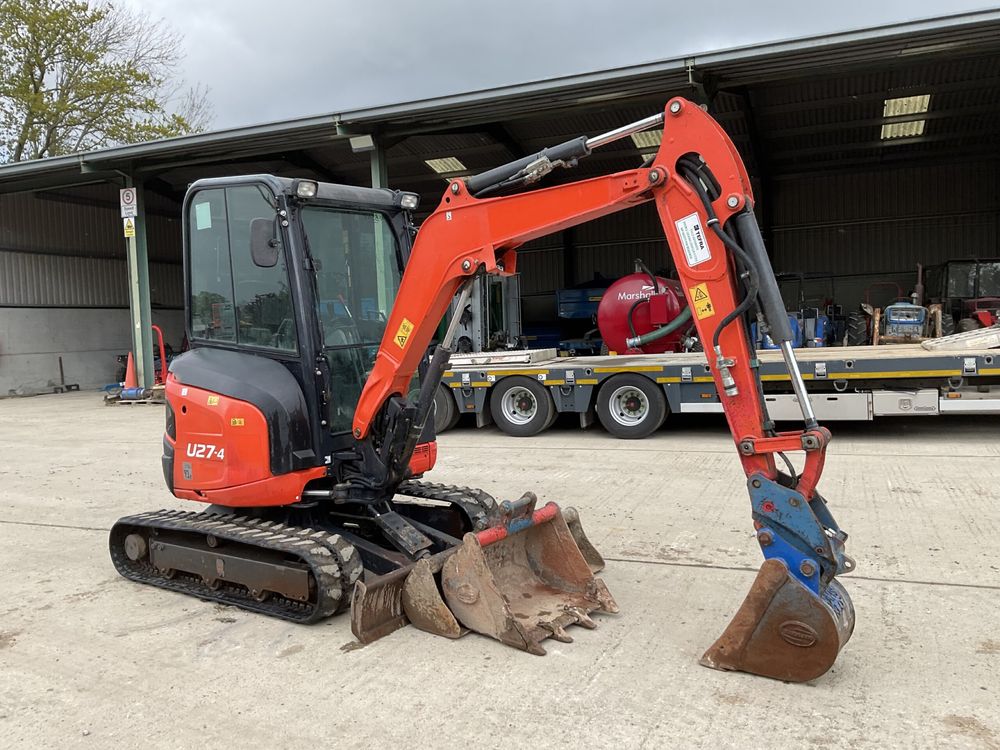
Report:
111,98,855,681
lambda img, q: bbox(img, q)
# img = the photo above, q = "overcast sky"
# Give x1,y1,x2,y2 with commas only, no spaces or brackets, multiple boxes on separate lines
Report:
123,0,995,130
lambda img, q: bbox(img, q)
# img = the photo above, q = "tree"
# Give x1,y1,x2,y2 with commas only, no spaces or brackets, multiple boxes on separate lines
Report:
0,0,213,162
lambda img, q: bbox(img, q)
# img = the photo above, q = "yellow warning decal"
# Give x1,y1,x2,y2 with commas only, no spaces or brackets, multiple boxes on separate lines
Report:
230,417,245,427
207,395,220,406
689,283,716,320
394,317,415,349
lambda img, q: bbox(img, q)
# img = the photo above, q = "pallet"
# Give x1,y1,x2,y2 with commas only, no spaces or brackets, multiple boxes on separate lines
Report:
103,385,166,406
106,397,164,406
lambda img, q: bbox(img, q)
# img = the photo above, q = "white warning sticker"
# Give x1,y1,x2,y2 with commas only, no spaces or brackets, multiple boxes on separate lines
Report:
675,212,711,267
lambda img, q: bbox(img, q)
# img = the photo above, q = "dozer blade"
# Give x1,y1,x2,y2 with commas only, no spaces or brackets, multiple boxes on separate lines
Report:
350,545,465,644
350,502,617,653
700,558,855,682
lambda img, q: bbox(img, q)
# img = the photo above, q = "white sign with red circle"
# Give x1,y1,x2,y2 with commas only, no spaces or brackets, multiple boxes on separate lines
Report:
120,187,137,218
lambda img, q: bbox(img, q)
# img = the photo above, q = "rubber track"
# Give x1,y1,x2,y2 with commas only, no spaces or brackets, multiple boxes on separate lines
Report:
396,480,500,531
109,510,363,624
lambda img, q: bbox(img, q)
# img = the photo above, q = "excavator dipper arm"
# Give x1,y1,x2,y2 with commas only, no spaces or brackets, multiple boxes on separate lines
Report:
350,98,854,681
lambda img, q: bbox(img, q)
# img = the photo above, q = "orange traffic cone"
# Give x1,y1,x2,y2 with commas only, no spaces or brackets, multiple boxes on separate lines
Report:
123,352,138,388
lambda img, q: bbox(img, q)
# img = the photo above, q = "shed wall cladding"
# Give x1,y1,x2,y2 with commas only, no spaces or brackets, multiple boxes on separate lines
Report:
0,188,182,308
0,189,181,260
0,252,182,308
516,203,672,297
770,161,1000,307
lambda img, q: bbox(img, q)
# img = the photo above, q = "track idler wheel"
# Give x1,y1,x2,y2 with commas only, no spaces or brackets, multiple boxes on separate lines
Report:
700,559,855,682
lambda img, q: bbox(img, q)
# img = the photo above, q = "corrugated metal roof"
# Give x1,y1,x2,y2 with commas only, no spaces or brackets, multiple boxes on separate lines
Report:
1,9,999,195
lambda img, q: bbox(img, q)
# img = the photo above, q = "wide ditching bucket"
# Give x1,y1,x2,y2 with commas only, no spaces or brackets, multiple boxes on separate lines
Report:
700,558,855,682
351,499,617,654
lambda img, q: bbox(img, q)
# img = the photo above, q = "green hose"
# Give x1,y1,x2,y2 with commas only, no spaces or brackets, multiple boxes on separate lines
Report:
626,305,693,348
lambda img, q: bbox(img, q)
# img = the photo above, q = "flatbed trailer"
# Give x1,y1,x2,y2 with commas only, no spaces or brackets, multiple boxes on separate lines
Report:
435,344,1000,439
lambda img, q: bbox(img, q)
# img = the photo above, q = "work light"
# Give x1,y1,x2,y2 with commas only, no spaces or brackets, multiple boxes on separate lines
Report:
295,180,318,198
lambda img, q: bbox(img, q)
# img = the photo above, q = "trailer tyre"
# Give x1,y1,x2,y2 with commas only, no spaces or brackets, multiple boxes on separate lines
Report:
846,312,868,346
490,376,555,437
433,383,461,434
595,374,667,439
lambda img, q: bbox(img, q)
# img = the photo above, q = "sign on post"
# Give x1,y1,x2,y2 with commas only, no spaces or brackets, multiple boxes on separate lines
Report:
120,187,137,218
123,217,136,238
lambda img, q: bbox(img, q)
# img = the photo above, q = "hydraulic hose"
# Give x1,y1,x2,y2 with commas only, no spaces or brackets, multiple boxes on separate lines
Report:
635,258,660,293
626,305,693,348
678,161,760,352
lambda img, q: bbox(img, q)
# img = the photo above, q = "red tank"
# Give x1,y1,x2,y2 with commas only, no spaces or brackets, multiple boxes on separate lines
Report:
597,272,686,354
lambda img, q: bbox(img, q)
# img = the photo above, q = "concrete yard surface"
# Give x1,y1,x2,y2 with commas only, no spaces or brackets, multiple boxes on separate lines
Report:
1,392,998,749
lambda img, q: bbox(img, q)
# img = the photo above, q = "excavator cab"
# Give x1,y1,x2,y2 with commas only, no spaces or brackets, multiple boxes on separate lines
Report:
182,175,419,450
110,174,613,644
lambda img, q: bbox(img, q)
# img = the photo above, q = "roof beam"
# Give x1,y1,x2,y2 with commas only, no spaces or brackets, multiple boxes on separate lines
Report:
485,124,527,158
753,74,1000,117
771,146,1000,178
143,176,185,204
770,125,1000,161
765,102,1000,139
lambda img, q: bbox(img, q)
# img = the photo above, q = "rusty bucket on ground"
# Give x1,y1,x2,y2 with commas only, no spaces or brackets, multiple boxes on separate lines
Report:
351,497,617,654
699,558,855,682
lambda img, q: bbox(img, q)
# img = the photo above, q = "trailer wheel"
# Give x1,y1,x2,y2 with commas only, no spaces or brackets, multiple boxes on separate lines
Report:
490,376,555,437
595,374,667,439
846,312,868,346
433,383,461,434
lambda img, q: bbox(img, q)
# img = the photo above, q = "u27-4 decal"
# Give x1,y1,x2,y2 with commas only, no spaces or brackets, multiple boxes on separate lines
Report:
186,443,225,460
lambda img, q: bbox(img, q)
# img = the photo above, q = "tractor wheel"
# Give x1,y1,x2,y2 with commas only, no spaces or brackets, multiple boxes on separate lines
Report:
489,376,555,437
433,383,461,434
595,373,667,440
846,312,869,347
957,317,983,333
940,313,955,337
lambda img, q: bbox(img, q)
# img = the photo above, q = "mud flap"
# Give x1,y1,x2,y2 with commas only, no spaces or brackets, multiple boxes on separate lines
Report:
700,558,855,682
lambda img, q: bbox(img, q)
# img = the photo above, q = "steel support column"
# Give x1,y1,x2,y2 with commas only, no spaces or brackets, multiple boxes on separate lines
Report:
124,175,154,388
370,140,388,189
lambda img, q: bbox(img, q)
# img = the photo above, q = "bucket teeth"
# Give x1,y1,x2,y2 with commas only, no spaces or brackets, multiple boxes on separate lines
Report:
700,558,855,682
588,578,620,614
565,607,597,629
539,621,573,643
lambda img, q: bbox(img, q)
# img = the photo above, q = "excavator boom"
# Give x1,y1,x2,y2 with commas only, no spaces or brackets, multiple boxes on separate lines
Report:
350,98,854,681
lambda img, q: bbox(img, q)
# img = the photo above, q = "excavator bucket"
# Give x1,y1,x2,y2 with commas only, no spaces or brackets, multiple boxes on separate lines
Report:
351,501,617,653
700,559,855,682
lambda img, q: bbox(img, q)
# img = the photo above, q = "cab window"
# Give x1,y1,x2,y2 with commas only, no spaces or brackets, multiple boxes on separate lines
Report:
227,186,297,352
187,185,297,352
188,189,236,342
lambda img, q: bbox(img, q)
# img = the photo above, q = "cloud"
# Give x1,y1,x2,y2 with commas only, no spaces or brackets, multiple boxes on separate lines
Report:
123,0,992,128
